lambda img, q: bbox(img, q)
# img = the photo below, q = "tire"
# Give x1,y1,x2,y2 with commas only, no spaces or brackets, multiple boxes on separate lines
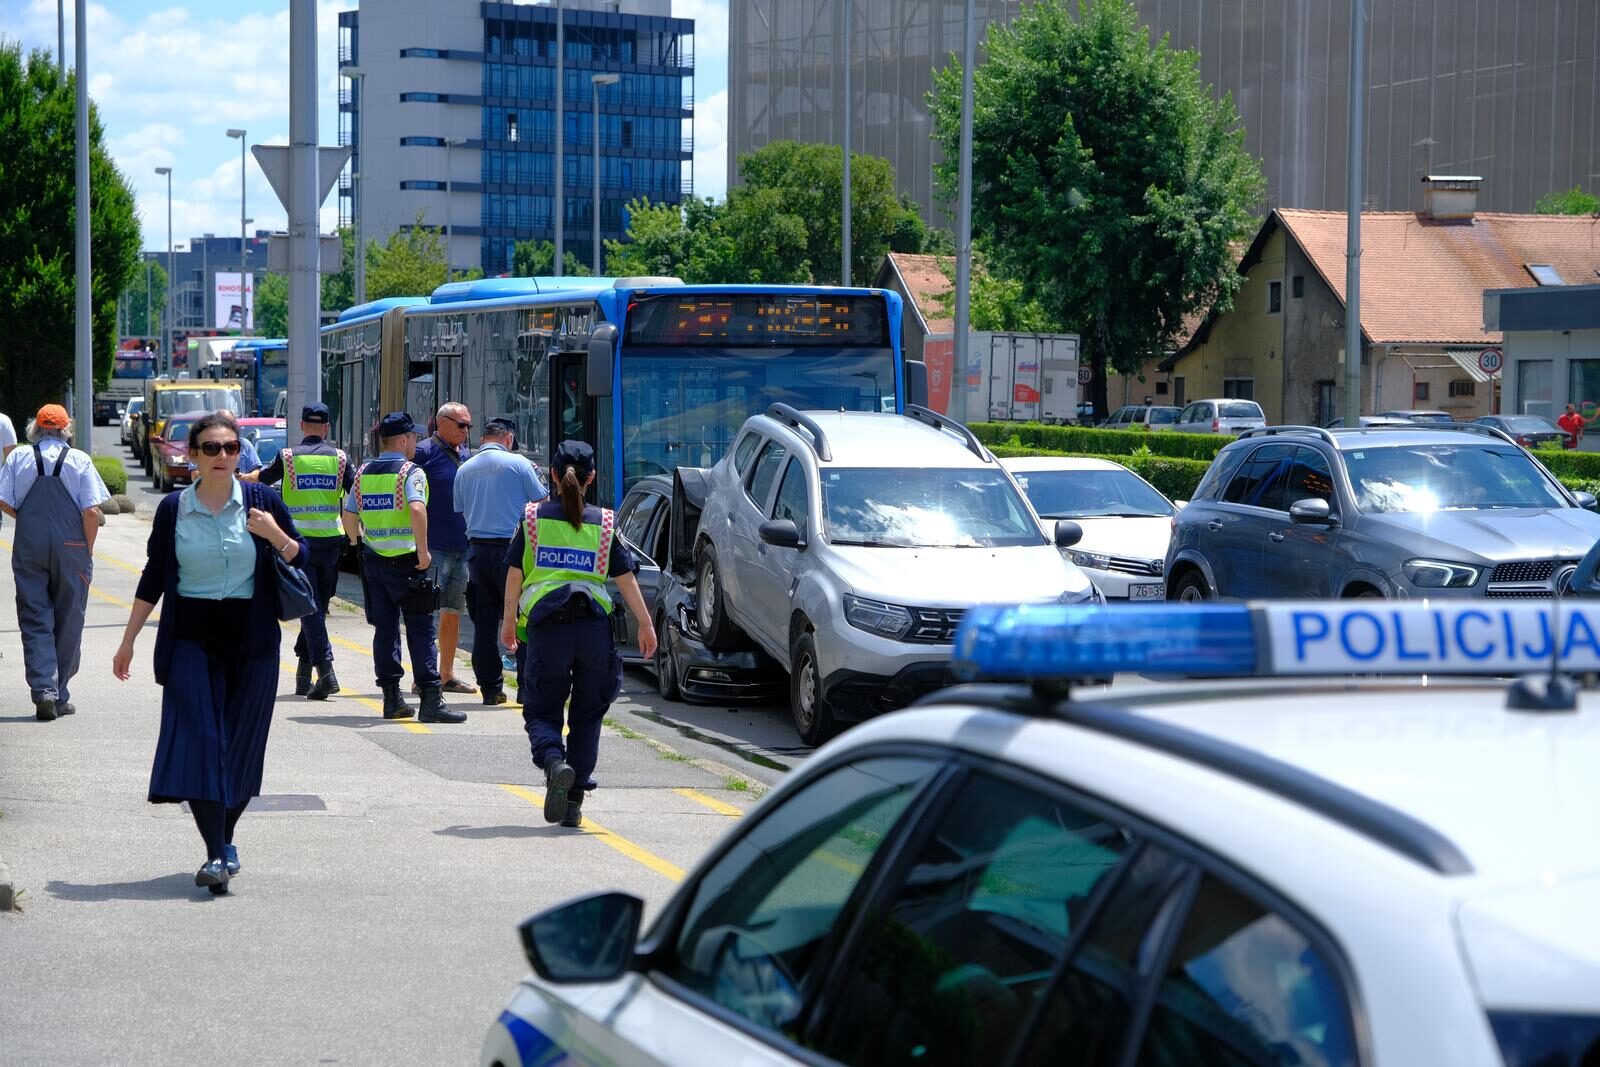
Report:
694,543,742,651
789,629,838,747
1172,572,1211,603
654,613,683,702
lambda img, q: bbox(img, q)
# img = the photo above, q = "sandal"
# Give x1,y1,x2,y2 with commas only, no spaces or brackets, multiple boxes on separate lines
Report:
440,678,478,695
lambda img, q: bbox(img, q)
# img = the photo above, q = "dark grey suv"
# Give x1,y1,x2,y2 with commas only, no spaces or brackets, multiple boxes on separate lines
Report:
1166,425,1600,600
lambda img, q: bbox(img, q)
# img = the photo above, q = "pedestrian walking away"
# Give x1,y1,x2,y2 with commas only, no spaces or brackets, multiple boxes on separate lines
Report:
0,405,111,720
1560,403,1586,448
343,411,464,724
257,402,354,699
453,416,547,705
500,440,655,827
413,402,474,695
111,411,309,895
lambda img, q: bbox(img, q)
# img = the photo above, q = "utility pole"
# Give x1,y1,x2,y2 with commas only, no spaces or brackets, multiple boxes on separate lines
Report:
287,0,321,422
1344,0,1366,427
840,0,851,287
156,167,173,374
953,0,976,410
72,0,91,450
57,0,65,83
554,0,565,276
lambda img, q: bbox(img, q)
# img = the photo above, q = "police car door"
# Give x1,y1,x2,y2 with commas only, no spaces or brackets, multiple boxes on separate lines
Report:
1258,445,1341,597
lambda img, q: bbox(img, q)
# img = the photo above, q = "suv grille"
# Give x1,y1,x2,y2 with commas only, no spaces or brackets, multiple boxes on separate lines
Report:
1105,555,1163,577
1490,561,1563,583
907,607,965,644
1485,559,1579,598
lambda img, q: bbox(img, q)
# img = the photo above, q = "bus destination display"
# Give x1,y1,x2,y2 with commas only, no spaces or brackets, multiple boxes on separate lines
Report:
626,293,888,346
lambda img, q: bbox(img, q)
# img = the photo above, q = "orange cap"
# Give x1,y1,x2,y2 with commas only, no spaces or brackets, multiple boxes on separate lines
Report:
35,404,70,430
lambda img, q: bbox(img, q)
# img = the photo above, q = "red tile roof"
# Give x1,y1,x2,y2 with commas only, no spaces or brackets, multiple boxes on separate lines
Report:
1278,209,1600,344
883,253,956,335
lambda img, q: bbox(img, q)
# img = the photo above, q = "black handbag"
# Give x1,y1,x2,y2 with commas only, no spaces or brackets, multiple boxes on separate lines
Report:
250,484,318,621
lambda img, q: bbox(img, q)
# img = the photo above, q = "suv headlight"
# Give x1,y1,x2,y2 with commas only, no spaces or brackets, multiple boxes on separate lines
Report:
843,595,913,640
1068,550,1111,570
1403,559,1481,589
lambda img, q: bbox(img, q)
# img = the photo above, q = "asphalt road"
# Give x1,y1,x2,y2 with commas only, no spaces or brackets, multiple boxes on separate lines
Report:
0,426,811,1064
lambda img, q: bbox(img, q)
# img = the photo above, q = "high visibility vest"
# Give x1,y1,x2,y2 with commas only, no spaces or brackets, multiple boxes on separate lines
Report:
356,459,427,557
516,503,615,638
280,447,347,539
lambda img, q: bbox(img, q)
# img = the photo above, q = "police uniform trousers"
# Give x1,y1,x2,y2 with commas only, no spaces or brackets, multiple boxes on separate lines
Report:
467,538,522,691
361,550,440,687
521,601,622,790
12,449,92,706
148,597,278,806
290,536,344,666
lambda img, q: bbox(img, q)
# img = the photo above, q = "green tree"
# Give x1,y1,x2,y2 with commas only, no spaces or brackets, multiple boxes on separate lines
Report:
121,260,167,336
366,213,480,300
321,226,356,313
1535,186,1600,215
254,271,287,336
934,254,1061,333
888,194,930,254
511,238,592,278
603,196,738,282
930,0,1264,418
0,43,143,416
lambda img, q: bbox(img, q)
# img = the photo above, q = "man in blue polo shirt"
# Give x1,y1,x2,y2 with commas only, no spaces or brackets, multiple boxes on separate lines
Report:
453,416,547,704
412,402,474,693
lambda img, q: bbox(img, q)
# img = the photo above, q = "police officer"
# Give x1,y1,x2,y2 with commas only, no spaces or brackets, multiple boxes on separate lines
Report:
454,416,547,705
500,441,655,827
256,402,353,699
342,412,466,724
0,405,112,720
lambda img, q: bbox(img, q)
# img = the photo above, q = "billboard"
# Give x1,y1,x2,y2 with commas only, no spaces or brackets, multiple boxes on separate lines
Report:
212,272,254,331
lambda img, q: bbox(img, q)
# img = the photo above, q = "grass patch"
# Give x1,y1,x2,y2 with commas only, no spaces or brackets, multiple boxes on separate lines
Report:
603,719,646,741
657,748,694,763
92,455,127,496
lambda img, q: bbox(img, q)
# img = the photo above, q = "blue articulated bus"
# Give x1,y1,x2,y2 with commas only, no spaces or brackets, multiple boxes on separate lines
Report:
203,336,290,417
319,278,921,508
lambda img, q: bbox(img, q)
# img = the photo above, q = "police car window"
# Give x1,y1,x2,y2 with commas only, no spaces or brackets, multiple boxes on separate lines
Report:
772,459,809,527
1136,874,1357,1067
619,495,659,557
1345,444,1569,513
747,441,788,507
733,432,762,475
819,774,1134,1067
666,757,937,1040
1286,447,1335,505
1222,444,1293,510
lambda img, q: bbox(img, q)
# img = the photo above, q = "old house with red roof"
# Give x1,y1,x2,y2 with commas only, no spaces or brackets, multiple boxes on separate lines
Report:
1163,177,1600,426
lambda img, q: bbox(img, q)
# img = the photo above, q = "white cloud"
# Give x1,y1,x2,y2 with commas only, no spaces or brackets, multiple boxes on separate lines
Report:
674,0,729,200
693,89,728,201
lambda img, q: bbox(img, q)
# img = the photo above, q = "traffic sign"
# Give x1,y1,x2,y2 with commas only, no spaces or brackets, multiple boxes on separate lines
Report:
1478,348,1503,375
1077,366,1092,385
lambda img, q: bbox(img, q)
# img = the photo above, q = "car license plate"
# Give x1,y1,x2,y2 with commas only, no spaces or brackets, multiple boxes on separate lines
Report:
1129,583,1164,600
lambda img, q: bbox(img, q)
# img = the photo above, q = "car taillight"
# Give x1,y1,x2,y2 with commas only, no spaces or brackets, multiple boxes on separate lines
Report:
1517,435,1532,446
1211,418,1220,432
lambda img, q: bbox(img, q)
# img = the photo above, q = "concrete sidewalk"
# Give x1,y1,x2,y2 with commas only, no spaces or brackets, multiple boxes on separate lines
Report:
0,509,755,1064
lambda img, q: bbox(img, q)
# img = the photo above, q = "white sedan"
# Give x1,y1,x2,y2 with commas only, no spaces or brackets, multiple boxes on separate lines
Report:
120,397,144,446
1003,456,1174,600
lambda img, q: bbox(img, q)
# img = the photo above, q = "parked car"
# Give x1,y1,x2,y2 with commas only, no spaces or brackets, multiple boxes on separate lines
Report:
1166,423,1600,601
150,412,208,493
1379,409,1455,425
689,404,1094,743
1002,456,1174,600
119,396,144,446
1100,404,1182,430
1471,413,1573,450
1172,398,1267,434
239,417,288,468
612,474,784,705
1322,415,1412,429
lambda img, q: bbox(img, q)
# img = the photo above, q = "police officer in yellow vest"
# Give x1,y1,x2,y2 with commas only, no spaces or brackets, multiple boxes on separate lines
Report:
342,411,466,723
500,441,655,826
254,402,353,699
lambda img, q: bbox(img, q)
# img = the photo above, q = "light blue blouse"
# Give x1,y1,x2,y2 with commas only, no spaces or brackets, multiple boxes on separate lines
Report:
175,480,256,599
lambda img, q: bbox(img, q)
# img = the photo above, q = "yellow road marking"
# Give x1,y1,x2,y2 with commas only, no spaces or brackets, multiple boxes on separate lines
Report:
96,553,145,578
499,783,685,882
673,788,743,818
0,537,153,617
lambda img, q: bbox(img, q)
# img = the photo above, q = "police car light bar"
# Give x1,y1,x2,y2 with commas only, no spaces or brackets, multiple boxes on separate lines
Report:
952,601,1600,681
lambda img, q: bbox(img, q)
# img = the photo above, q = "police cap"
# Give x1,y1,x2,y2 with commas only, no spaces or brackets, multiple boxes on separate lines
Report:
378,411,417,438
484,416,517,436
553,439,595,479
302,402,331,424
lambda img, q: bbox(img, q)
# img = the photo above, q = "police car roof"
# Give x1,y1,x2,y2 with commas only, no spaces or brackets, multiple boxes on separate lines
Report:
766,410,995,469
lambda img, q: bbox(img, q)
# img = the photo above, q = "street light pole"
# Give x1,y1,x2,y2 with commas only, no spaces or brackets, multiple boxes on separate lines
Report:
73,0,90,449
444,137,466,284
591,73,619,274
156,166,173,375
342,67,367,305
57,0,65,84
840,0,851,287
554,0,565,276
1344,0,1366,427
953,0,976,413
227,128,248,331
145,258,151,338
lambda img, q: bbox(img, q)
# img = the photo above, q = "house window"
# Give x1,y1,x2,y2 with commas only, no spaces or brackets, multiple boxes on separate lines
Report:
1155,380,1168,396
399,92,441,103
1292,275,1305,298
1414,381,1431,402
1267,280,1283,314
1316,380,1336,426
1174,376,1187,407
1448,380,1476,398
507,112,519,142
1223,378,1254,401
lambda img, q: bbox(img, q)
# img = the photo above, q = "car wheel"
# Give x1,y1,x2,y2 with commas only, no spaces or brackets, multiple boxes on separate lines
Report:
654,612,682,702
1172,572,1211,602
694,543,741,651
789,629,838,747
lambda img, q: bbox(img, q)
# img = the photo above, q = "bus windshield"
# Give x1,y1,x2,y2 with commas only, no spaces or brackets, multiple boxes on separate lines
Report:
156,388,242,418
113,355,156,379
619,347,896,486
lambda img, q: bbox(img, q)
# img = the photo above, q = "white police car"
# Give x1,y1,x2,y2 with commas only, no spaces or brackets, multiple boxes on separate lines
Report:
482,600,1600,1067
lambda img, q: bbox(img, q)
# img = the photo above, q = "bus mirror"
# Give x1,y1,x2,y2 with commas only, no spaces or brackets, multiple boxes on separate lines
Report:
906,360,929,409
586,323,618,398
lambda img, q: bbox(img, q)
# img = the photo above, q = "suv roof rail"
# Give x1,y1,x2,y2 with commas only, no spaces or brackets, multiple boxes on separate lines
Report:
1237,425,1339,446
1320,422,1521,447
766,403,833,461
904,404,992,461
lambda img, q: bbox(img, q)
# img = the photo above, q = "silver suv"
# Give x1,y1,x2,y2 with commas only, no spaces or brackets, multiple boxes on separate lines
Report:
691,405,1095,744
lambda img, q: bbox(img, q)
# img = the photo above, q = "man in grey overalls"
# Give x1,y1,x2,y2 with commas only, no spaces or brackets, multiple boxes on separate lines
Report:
0,404,111,721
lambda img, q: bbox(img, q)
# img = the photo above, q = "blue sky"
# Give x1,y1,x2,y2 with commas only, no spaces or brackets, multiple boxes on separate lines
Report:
1,0,729,254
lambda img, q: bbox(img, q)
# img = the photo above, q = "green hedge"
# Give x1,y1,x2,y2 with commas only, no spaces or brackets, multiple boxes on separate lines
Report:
972,422,1232,461
991,445,1213,501
1532,447,1600,480
92,456,127,496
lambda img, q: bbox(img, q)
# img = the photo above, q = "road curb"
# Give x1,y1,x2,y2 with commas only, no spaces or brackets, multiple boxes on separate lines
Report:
0,853,15,911
614,725,767,795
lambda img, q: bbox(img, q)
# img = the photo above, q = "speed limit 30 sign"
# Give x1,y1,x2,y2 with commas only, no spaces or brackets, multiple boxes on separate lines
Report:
1478,348,1503,375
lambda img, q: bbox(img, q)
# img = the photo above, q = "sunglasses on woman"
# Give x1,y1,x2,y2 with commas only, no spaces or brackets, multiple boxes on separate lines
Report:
197,440,242,457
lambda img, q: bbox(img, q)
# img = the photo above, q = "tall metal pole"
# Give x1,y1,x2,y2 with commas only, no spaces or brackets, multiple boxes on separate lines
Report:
444,138,454,284
953,0,976,404
144,258,151,338
593,87,601,272
72,0,91,447
840,0,851,287
57,0,65,83
287,0,321,423
554,0,565,276
201,237,209,327
157,167,173,375
237,131,247,329
348,70,366,305
1343,0,1365,426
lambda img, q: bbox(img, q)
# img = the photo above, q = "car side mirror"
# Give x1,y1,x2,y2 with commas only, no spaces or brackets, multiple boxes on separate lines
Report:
1574,491,1598,512
586,323,619,398
1054,520,1083,548
1289,498,1336,525
760,518,803,548
519,891,643,985
1173,500,1189,509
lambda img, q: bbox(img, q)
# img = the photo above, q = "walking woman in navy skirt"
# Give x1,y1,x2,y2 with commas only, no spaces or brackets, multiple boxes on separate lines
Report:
112,411,307,894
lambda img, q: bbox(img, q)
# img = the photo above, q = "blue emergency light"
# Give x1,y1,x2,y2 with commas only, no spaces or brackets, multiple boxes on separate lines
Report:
952,601,1600,682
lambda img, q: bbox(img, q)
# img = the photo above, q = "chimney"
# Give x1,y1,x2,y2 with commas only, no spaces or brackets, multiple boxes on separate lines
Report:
1421,175,1481,222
